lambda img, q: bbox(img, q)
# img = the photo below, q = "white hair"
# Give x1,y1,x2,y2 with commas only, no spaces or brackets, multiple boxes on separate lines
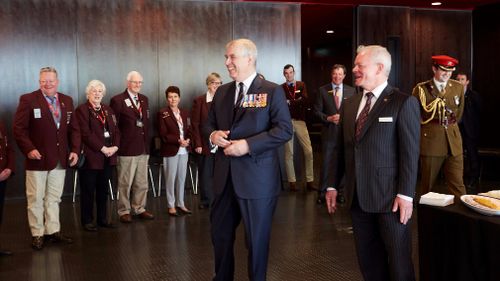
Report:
85,79,106,96
226,38,258,65
126,70,142,82
357,45,392,77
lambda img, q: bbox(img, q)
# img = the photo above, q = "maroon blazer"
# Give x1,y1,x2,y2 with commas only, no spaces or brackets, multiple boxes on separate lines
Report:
157,107,190,157
110,90,149,156
282,80,309,121
75,102,120,169
0,122,15,174
191,93,212,155
13,90,80,170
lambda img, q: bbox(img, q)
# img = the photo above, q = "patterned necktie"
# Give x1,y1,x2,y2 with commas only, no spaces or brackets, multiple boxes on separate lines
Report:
334,86,340,109
235,82,244,108
355,92,374,141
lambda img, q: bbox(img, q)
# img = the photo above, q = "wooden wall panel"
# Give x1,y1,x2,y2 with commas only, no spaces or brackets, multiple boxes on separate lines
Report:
233,2,301,84
357,6,414,93
414,9,471,84
157,1,232,110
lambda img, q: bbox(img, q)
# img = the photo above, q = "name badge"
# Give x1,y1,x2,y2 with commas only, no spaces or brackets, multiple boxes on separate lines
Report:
124,99,132,107
378,117,393,123
136,120,144,127
104,131,111,138
34,108,41,119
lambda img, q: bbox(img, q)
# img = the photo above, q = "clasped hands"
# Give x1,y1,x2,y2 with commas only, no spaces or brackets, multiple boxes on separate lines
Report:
210,130,249,157
101,146,118,158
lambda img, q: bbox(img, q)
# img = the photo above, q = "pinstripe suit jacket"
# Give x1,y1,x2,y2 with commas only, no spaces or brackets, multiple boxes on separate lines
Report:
331,84,421,212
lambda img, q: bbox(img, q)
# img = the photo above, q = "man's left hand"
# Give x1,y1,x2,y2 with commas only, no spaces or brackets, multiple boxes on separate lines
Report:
68,152,79,167
392,196,413,225
223,139,249,157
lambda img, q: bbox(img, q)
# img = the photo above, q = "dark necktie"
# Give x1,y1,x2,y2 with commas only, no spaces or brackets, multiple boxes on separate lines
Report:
235,82,244,108
334,86,340,109
355,92,374,141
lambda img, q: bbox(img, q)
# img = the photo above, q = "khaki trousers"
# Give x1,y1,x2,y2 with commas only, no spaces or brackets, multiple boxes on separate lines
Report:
420,154,466,198
26,168,66,236
117,155,149,216
284,119,314,182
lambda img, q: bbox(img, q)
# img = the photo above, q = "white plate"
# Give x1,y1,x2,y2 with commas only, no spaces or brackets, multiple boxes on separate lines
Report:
478,190,500,200
461,195,500,216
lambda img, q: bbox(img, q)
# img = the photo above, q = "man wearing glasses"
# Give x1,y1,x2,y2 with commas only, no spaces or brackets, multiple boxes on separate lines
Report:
13,66,80,250
110,71,154,223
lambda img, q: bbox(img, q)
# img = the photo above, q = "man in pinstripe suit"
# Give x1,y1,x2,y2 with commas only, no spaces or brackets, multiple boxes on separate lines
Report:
326,45,420,281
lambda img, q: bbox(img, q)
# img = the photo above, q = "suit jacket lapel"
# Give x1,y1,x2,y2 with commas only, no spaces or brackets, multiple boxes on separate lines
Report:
357,85,393,142
222,82,236,125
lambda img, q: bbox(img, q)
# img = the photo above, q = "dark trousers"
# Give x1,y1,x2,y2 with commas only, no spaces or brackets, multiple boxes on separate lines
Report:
198,153,215,206
350,194,415,281
0,181,5,226
79,163,112,225
462,136,480,184
210,175,278,281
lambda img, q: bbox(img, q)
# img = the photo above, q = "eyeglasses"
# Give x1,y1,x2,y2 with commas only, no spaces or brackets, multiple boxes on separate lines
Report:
129,81,144,85
39,80,57,85
210,81,222,85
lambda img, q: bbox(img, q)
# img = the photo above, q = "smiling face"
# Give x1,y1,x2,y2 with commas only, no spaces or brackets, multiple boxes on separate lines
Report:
352,51,380,91
433,66,453,83
224,42,255,82
331,67,346,86
207,79,222,94
87,86,105,107
167,92,180,109
39,71,59,97
127,72,143,94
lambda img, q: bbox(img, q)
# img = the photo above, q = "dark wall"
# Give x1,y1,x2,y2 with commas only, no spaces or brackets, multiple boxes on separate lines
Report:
357,6,471,94
473,2,500,148
0,0,300,198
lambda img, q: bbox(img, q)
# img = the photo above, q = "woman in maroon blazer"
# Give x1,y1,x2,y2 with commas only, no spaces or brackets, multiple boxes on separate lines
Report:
0,121,15,256
75,80,120,231
157,86,191,216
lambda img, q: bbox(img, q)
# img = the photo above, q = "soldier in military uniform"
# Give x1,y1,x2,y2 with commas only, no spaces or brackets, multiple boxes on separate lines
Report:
412,55,466,198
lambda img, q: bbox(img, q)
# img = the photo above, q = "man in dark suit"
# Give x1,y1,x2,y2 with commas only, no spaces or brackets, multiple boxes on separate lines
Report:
110,71,154,223
192,72,222,209
326,45,420,281
281,64,315,192
204,38,292,281
456,72,481,193
314,64,355,203
13,67,79,250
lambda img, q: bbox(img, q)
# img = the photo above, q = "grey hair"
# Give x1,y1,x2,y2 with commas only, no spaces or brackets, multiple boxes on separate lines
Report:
126,70,142,82
85,79,106,96
357,45,392,77
226,38,258,65
39,66,58,78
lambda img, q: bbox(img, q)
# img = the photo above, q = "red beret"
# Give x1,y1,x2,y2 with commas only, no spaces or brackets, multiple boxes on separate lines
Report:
432,55,459,71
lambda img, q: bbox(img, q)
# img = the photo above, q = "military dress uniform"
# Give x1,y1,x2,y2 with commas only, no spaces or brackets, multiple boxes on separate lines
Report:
412,78,466,198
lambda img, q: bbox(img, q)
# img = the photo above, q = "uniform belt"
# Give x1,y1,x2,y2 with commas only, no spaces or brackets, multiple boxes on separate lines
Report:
429,118,456,126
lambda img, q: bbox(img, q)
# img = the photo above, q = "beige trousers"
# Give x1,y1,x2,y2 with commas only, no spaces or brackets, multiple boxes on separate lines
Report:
117,155,149,216
26,168,66,236
284,119,314,183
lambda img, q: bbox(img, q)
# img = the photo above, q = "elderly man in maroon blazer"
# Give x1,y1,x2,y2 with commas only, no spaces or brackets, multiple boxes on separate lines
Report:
13,67,79,250
0,121,15,256
191,72,222,209
110,71,154,223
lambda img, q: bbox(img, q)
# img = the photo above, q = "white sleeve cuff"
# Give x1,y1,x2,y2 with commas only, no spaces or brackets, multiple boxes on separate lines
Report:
397,194,413,202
